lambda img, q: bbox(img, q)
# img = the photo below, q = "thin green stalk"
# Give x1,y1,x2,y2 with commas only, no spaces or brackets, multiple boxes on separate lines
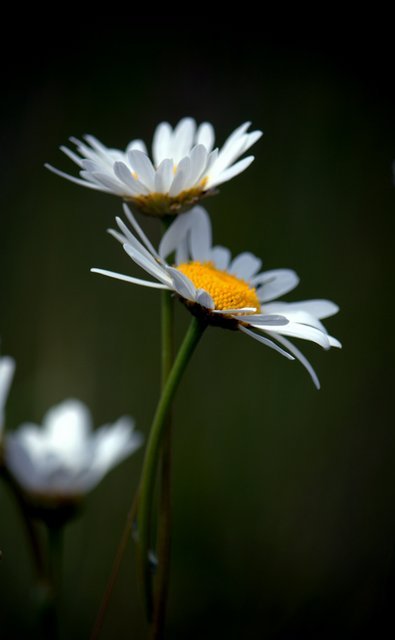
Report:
137,316,206,621
45,523,64,640
150,288,174,639
90,490,139,640
1,468,45,579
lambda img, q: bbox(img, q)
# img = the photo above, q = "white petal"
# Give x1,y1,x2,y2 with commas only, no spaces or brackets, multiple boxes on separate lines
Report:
45,164,111,192
91,268,170,289
91,172,130,195
126,139,148,155
229,252,262,280
60,145,84,167
239,325,295,360
189,207,212,261
123,244,173,286
127,150,156,191
267,333,320,389
122,204,162,261
267,321,331,349
188,145,209,185
209,246,231,270
43,400,92,463
207,155,254,188
195,288,215,309
90,417,143,480
241,314,289,326
209,134,250,180
114,217,159,264
166,267,196,300
5,437,42,492
266,309,329,334
195,122,215,153
168,157,190,196
154,159,174,193
328,335,342,348
253,269,300,302
171,117,196,162
263,299,339,320
0,356,15,431
241,130,263,154
113,161,146,196
152,121,172,166
159,208,196,260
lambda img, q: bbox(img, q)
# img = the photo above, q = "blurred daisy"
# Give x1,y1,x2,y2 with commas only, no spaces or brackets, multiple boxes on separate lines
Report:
5,399,143,499
0,355,15,436
92,205,341,388
45,118,262,216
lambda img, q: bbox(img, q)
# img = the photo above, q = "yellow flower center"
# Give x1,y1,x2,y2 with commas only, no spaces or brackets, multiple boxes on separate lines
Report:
177,261,261,313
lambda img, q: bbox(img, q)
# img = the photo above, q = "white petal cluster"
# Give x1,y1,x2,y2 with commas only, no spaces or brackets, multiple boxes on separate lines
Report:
5,399,143,497
46,118,262,215
92,206,341,388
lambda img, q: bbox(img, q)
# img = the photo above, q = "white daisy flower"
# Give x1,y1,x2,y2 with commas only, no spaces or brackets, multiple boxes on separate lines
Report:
5,399,143,499
45,118,262,217
92,205,341,388
0,355,16,436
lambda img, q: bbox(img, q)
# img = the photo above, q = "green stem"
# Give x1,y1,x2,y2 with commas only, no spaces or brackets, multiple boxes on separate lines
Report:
137,316,206,621
149,288,174,638
1,468,45,579
45,523,64,639
90,490,139,640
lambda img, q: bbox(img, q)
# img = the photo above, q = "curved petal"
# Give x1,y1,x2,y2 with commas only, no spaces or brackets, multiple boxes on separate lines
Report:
253,269,300,302
264,299,339,320
154,158,174,193
207,155,254,188
171,117,196,162
91,268,169,289
266,321,331,349
266,333,320,389
189,207,212,261
239,325,295,360
127,150,156,191
196,122,215,153
166,266,196,300
159,207,197,260
152,121,172,166
209,246,231,270
229,252,262,280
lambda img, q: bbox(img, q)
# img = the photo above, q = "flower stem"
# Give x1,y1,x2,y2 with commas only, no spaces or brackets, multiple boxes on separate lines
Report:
45,522,64,639
137,316,206,622
149,288,174,638
90,490,139,640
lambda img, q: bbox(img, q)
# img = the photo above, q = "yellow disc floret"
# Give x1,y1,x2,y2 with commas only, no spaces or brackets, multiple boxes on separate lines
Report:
177,261,261,313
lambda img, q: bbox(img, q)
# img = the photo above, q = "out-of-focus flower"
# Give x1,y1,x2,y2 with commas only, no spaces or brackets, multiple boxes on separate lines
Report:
0,356,15,436
93,205,341,388
46,118,262,216
5,399,143,499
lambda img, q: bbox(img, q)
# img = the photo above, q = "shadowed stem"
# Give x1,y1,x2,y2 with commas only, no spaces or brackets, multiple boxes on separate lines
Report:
45,522,64,640
137,316,207,622
90,491,139,640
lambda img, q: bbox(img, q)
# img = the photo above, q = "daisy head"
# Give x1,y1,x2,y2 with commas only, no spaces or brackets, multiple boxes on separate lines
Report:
45,118,262,217
92,205,341,388
4,399,143,508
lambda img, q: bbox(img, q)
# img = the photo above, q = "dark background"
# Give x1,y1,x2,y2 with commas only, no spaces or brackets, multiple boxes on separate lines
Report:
1,18,394,638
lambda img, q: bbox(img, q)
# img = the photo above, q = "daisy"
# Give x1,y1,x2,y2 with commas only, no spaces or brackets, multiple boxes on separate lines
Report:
45,118,262,216
0,355,15,436
5,399,143,499
92,205,341,388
